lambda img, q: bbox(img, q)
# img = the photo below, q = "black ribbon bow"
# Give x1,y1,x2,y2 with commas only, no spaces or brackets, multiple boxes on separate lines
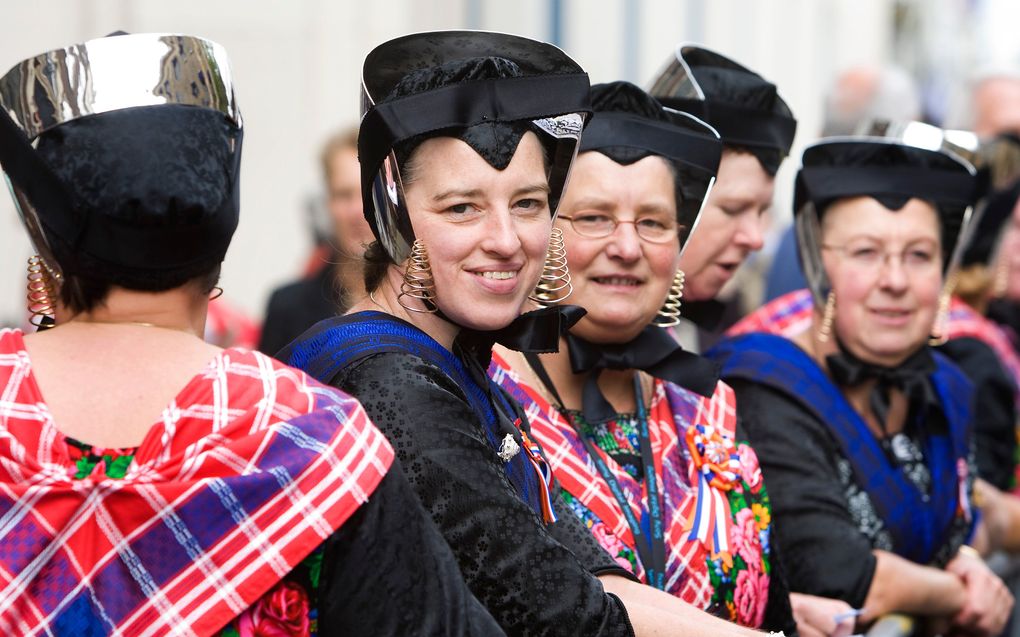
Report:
456,305,587,366
826,342,938,434
566,326,720,424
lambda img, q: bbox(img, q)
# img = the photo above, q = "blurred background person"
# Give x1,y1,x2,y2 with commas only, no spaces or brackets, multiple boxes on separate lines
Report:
972,73,1020,139
259,126,374,354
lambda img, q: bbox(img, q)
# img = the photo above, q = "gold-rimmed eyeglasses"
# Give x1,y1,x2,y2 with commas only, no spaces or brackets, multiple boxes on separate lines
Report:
559,213,679,243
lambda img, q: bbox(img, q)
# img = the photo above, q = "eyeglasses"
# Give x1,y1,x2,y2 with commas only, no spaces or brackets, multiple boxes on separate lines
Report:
559,213,679,244
821,242,941,275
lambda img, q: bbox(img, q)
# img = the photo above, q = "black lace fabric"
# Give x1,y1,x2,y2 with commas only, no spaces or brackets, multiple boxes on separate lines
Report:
731,379,973,608
332,352,634,636
318,463,502,635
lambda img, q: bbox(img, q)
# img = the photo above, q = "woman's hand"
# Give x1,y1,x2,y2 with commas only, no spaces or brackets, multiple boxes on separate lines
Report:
946,548,1013,636
790,593,857,637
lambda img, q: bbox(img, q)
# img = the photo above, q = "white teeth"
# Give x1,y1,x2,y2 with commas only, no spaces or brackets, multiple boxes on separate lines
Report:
481,271,517,280
596,277,638,286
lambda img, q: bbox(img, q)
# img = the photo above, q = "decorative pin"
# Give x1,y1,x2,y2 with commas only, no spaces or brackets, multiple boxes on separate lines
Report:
498,433,520,462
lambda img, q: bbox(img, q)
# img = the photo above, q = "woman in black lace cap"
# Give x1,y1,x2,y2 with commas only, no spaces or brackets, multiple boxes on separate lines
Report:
282,30,776,637
709,134,1013,636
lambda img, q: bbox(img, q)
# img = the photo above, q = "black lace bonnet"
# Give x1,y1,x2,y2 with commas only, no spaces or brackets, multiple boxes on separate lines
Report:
0,33,244,288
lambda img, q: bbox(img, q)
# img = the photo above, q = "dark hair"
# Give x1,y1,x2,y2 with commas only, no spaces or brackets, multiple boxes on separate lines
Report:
724,144,783,177
363,242,391,293
58,265,222,315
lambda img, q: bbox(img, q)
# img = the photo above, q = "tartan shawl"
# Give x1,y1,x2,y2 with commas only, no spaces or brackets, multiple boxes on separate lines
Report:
729,289,1020,406
489,352,773,622
0,329,393,636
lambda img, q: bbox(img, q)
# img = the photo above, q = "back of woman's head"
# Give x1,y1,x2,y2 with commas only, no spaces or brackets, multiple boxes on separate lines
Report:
0,33,243,316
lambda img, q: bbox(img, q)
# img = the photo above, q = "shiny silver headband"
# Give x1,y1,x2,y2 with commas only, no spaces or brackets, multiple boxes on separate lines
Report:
0,33,241,140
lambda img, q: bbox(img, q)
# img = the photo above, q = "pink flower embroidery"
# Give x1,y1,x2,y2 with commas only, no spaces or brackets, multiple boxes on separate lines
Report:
737,443,763,494
591,522,634,573
728,508,762,568
236,580,310,637
734,567,770,627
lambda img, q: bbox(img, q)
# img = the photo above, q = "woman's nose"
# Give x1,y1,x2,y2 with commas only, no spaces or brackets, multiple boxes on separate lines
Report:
604,221,643,262
482,209,524,255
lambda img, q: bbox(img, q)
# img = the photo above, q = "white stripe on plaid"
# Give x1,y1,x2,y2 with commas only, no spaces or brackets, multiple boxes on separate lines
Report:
0,329,393,635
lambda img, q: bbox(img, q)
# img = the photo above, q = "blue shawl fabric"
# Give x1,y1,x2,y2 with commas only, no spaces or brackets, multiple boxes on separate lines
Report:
708,333,973,564
280,311,543,517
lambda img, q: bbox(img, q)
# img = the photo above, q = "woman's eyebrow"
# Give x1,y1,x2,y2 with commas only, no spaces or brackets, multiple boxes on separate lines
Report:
432,188,483,202
512,182,552,197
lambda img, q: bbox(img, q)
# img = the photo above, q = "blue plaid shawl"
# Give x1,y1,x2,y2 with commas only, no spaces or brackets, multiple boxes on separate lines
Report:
708,333,973,565
280,311,543,517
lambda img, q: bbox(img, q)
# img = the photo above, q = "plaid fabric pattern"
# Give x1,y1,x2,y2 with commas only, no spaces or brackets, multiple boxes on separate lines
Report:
727,289,814,339
491,352,764,617
945,297,1020,405
730,290,1020,403
0,329,392,636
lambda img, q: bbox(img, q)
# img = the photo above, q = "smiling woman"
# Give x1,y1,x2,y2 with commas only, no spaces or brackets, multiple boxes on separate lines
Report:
277,31,672,636
489,80,814,635
709,134,1016,635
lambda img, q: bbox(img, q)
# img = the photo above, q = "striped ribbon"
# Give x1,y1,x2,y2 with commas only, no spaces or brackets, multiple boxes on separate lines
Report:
684,423,741,565
519,425,558,524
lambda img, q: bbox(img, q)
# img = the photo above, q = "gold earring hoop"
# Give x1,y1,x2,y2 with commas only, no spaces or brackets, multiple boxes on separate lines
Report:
398,239,438,314
653,269,685,327
528,227,572,306
817,290,836,343
27,255,59,327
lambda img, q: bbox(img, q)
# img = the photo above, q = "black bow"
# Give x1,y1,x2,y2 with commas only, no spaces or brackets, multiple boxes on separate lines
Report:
680,298,728,330
826,342,938,433
456,304,587,370
567,326,720,423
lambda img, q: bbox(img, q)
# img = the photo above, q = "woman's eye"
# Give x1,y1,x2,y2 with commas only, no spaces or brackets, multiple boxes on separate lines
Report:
636,218,669,231
907,250,935,264
575,213,611,226
850,247,880,260
515,198,547,212
447,203,473,214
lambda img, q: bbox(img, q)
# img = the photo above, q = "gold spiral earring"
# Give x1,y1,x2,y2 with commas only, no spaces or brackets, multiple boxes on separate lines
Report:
397,239,438,313
528,227,572,306
27,255,59,327
816,290,836,343
653,269,685,327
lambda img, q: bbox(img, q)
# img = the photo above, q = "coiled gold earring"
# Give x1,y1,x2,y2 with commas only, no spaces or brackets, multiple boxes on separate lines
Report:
528,227,573,306
398,239,438,313
653,269,685,327
816,291,836,343
27,255,59,327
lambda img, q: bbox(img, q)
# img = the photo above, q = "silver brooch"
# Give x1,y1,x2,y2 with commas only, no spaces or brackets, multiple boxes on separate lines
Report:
497,433,521,462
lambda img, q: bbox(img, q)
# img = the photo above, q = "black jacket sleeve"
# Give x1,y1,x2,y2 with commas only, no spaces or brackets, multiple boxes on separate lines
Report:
319,462,504,636
333,352,634,637
730,379,877,609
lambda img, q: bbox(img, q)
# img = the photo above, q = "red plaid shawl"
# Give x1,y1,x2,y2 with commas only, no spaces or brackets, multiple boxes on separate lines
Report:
730,289,1020,405
491,352,773,625
0,329,393,636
